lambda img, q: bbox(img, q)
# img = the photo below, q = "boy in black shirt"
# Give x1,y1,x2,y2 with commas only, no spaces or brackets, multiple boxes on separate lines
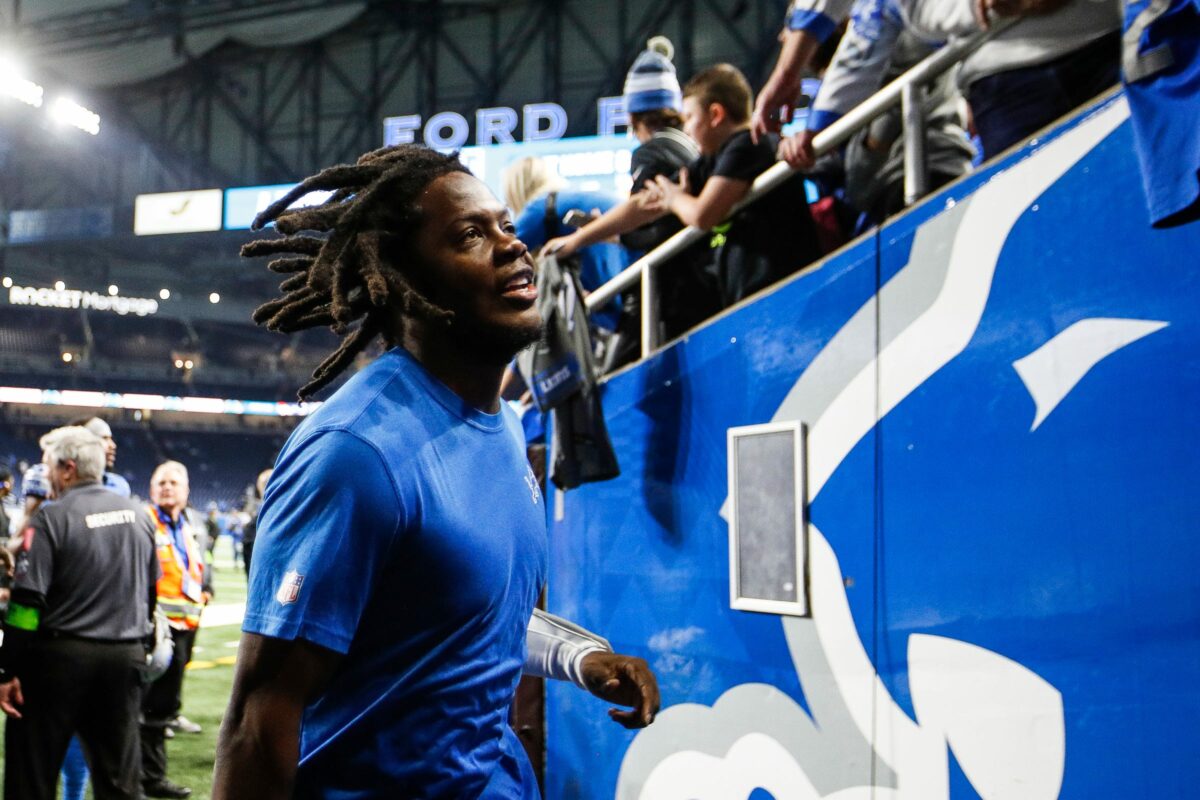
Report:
641,63,820,306
548,62,820,332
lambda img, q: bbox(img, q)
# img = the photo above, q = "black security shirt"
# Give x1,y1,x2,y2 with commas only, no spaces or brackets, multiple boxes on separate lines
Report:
14,482,158,640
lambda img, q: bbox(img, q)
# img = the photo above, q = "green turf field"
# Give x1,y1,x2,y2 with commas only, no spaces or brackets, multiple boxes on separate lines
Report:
0,541,247,800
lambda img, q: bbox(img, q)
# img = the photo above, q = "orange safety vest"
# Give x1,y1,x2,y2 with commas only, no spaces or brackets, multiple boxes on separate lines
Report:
148,505,205,630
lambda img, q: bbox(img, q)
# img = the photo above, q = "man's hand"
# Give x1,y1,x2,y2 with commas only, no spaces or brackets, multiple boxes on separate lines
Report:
751,75,801,144
778,129,818,170
579,651,660,729
640,168,689,216
751,28,820,144
634,186,666,215
0,677,24,719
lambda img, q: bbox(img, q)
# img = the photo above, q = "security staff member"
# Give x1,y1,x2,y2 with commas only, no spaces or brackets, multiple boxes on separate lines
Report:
142,461,207,800
0,425,158,800
62,416,132,800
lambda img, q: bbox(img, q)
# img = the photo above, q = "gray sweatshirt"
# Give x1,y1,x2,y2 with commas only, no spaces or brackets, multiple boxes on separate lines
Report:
906,0,1121,89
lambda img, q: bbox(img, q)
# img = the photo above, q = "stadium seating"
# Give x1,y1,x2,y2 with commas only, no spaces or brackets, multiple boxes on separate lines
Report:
0,306,86,360
89,314,192,365
0,416,288,514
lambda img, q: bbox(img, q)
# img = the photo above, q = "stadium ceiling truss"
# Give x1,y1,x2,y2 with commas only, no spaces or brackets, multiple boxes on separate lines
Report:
0,0,786,312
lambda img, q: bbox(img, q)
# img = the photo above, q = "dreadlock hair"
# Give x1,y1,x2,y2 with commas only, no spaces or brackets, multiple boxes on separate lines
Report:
241,144,471,400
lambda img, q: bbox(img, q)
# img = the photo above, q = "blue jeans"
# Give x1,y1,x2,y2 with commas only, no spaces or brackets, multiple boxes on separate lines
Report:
60,736,89,800
969,31,1120,159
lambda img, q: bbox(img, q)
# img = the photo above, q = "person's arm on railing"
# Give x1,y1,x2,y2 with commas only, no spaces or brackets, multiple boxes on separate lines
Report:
544,197,666,258
585,15,1011,320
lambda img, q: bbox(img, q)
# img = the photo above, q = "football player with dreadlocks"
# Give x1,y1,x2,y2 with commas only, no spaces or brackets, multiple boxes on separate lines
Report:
212,145,658,800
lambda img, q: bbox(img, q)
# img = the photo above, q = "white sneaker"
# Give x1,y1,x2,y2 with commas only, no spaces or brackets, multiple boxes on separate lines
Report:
170,715,202,734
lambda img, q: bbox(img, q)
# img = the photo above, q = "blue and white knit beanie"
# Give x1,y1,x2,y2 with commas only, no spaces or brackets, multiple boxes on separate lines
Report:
623,36,682,115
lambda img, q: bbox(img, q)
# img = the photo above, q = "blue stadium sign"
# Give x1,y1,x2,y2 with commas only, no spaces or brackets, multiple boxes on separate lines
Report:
383,96,632,149
224,184,333,231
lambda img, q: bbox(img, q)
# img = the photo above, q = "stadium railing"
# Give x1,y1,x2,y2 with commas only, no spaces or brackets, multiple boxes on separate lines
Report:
584,19,1016,359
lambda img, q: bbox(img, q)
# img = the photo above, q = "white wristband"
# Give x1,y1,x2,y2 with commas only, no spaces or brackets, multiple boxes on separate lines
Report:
524,609,612,689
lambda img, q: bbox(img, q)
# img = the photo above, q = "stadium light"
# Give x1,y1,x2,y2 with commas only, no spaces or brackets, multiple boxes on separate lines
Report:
159,288,171,300
107,284,119,296
49,96,100,136
61,352,73,363
209,292,220,304
184,359,194,370
174,359,184,369
0,58,44,108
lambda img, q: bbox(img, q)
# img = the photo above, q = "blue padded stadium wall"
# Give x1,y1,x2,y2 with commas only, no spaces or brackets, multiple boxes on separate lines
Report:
545,91,1200,800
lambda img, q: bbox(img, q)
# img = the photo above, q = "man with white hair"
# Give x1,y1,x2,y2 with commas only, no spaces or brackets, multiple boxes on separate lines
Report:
20,418,130,531
13,417,132,800
0,425,158,800
141,460,209,800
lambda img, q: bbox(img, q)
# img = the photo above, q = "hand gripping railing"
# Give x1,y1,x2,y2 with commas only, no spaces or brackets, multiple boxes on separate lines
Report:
584,19,1014,359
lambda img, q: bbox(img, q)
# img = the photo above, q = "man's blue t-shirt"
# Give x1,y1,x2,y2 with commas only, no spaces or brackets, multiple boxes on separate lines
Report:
244,347,548,799
104,472,131,498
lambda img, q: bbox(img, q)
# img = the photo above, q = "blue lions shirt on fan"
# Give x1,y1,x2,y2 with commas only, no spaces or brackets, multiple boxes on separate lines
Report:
244,347,548,799
1123,0,1200,226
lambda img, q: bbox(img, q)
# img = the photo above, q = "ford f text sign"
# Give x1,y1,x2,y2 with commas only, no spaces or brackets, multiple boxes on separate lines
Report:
383,97,631,149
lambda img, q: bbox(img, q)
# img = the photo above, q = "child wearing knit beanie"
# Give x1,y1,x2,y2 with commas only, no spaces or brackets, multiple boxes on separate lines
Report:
623,36,683,116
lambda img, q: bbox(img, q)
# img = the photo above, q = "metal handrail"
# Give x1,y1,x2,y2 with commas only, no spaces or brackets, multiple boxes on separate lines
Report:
585,19,1015,358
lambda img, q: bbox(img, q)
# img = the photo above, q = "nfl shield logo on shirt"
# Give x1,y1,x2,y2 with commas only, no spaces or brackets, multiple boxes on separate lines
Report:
276,570,304,605
524,468,540,505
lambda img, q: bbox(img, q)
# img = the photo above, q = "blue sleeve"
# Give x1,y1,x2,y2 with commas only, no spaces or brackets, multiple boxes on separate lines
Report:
784,0,855,40
514,197,550,253
104,473,132,498
808,0,904,129
242,429,404,654
570,190,618,215
806,108,844,132
788,9,838,41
